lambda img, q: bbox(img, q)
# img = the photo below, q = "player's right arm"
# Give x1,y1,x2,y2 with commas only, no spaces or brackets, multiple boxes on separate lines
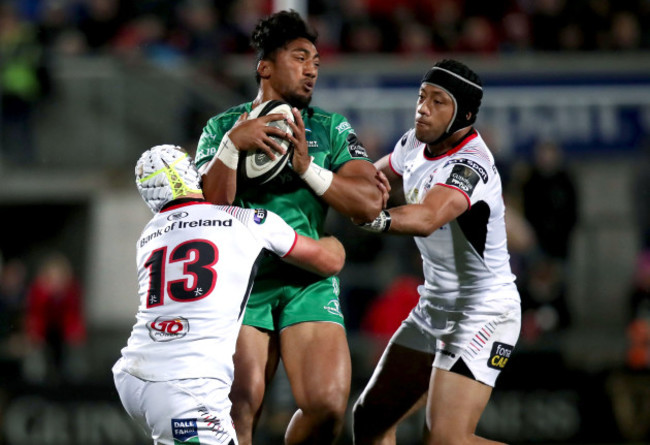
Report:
283,235,345,277
198,112,289,205
241,208,345,277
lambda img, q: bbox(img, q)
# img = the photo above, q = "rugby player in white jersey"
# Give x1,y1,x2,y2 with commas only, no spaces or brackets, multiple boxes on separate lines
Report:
353,59,521,445
112,145,345,445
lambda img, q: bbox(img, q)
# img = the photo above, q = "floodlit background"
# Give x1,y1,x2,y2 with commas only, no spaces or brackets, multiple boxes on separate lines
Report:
1,0,649,443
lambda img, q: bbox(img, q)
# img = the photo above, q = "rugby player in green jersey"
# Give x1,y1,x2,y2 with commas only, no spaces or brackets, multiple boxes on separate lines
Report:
194,10,386,445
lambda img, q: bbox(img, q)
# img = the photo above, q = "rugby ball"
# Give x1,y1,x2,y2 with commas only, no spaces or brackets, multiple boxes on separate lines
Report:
238,100,295,185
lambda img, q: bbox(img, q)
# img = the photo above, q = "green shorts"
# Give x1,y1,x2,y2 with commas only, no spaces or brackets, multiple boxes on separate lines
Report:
242,264,345,331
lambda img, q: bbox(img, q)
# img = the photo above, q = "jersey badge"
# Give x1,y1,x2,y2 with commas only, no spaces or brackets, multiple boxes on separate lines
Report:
148,316,190,342
487,342,513,370
400,133,408,146
172,418,199,444
335,121,352,134
405,187,419,204
253,209,267,224
347,133,369,158
444,158,489,183
423,172,436,194
445,165,480,196
167,211,189,221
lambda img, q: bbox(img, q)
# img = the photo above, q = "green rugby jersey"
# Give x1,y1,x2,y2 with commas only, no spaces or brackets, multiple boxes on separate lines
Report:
196,102,372,241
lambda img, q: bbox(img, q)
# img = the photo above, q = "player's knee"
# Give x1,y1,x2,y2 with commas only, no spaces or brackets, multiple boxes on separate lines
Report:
299,388,348,425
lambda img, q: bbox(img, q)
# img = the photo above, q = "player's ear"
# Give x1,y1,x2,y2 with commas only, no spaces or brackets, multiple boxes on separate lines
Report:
257,60,271,80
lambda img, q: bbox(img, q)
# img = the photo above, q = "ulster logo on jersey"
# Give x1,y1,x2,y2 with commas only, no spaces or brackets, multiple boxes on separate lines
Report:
148,316,190,342
167,211,189,221
487,342,513,370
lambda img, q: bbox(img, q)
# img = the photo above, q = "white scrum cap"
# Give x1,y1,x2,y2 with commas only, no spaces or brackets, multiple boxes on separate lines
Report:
135,144,202,213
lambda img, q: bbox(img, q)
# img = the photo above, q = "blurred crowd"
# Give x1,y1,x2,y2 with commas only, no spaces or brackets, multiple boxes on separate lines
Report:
2,0,649,64
1,0,649,163
0,251,86,386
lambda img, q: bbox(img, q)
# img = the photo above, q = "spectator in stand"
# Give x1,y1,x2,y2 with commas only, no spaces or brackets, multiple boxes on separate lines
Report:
626,251,650,369
522,140,578,262
634,139,650,249
500,11,533,52
455,16,499,54
360,275,420,344
77,0,127,51
24,252,86,383
529,0,567,51
0,3,51,166
518,141,577,342
610,11,642,50
0,258,28,351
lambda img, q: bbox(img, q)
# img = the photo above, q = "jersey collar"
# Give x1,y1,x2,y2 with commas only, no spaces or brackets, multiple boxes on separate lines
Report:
160,198,208,213
423,128,478,161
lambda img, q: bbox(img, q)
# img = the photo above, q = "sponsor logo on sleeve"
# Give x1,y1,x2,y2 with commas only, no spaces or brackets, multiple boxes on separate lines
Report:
487,342,513,370
444,158,489,183
346,133,369,158
445,165,481,196
253,208,267,224
172,418,200,444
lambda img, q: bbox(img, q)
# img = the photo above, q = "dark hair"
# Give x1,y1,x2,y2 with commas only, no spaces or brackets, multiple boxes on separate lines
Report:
251,10,318,83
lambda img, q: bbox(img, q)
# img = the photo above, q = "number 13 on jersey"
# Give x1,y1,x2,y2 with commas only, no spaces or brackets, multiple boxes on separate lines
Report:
144,239,218,308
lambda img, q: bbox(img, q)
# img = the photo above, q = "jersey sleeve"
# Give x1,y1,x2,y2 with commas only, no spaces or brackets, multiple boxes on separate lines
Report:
195,118,225,170
388,130,413,176
328,113,373,171
435,155,492,208
249,209,298,257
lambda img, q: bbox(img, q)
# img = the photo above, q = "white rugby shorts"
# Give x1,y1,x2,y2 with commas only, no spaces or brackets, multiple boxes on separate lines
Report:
390,285,521,387
112,358,237,445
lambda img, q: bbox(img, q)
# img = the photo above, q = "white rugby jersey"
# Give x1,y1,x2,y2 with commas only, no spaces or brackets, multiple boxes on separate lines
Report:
119,199,297,382
389,129,517,296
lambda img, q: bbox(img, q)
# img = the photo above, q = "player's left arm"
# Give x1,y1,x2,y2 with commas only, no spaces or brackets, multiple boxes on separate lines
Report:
388,185,469,236
361,185,469,237
286,108,384,222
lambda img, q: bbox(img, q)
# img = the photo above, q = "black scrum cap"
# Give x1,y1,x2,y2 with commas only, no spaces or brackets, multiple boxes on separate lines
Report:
421,59,483,144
